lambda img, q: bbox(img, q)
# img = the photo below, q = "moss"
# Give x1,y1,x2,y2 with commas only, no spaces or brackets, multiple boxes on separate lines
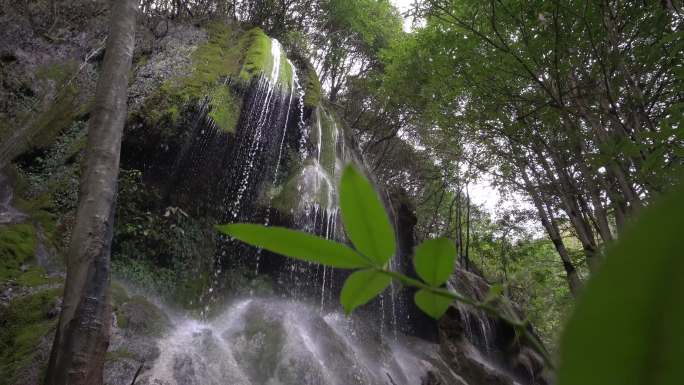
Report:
318,107,339,176
16,266,51,287
115,295,169,337
0,223,37,282
24,62,83,150
302,64,322,108
207,86,242,133
136,24,297,133
186,22,246,95
14,192,58,246
111,281,130,306
136,22,251,132
279,50,294,89
238,27,273,82
0,288,61,385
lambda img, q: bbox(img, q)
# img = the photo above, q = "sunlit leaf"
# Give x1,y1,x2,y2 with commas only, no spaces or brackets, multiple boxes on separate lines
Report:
217,224,370,268
414,289,452,319
339,165,396,265
340,269,392,314
558,182,684,385
413,238,456,286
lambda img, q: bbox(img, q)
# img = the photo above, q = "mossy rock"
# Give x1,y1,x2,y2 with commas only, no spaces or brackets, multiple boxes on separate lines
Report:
0,223,51,286
135,22,250,133
317,106,341,177
111,281,130,306
8,61,84,157
207,85,242,133
302,63,322,108
0,288,61,385
238,27,274,82
115,295,170,337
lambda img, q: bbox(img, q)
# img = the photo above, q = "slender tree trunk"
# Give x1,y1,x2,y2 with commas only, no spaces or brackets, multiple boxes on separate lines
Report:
45,1,138,384
521,168,582,296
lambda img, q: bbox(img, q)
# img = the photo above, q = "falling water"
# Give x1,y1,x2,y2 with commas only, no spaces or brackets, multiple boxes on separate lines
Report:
138,298,467,385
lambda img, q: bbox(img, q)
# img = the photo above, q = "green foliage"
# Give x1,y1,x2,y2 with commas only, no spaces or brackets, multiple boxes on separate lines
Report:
0,288,61,385
414,289,452,319
113,169,219,308
413,238,456,287
339,165,395,264
557,181,684,385
340,269,392,314
215,224,370,268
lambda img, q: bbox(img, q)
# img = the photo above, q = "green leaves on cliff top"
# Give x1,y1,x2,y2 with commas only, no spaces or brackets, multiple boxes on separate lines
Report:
339,165,396,265
557,181,684,385
216,224,370,268
413,238,456,287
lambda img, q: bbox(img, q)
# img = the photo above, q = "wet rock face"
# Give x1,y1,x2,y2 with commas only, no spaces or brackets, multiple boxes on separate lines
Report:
438,272,550,385
104,288,168,385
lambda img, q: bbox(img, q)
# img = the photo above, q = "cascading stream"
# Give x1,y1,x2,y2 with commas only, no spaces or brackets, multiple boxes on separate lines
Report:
138,298,467,385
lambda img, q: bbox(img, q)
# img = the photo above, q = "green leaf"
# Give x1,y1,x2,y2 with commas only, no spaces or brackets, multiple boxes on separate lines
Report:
414,289,452,319
340,269,392,314
339,165,396,265
413,238,456,286
557,181,684,385
216,224,370,268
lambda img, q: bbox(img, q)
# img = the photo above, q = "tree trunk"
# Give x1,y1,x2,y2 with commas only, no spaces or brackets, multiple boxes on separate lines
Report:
522,168,582,296
45,1,138,384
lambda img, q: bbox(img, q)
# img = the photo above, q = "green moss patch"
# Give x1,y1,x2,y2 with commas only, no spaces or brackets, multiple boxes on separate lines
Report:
0,288,61,385
136,24,298,133
208,86,242,133
278,50,294,88
318,107,340,176
302,64,322,108
239,27,274,82
137,22,253,133
115,295,169,337
0,224,37,281
16,62,83,152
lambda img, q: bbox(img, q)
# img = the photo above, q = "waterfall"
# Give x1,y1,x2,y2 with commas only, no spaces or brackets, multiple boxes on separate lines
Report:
138,298,466,385
163,30,411,367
